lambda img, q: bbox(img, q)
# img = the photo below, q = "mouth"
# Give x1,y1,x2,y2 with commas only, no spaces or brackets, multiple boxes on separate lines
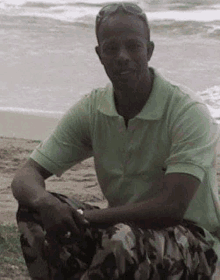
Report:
118,69,135,76
120,71,131,75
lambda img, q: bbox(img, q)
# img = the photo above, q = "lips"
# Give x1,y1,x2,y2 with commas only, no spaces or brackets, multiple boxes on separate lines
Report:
120,70,132,75
118,69,135,76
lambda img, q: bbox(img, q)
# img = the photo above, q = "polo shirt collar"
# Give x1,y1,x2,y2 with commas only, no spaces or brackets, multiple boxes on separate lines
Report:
97,68,170,120
97,83,118,117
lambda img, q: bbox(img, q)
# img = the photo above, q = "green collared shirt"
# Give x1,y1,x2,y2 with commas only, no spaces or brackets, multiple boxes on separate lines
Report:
30,69,220,255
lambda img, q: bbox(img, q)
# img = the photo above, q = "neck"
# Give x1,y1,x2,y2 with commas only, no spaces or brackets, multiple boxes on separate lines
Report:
114,69,154,119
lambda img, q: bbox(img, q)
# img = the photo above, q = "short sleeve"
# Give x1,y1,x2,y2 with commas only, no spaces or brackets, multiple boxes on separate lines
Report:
30,94,93,176
165,103,220,181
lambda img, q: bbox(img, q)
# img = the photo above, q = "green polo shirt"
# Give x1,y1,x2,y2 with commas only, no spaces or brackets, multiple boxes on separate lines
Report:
30,69,220,257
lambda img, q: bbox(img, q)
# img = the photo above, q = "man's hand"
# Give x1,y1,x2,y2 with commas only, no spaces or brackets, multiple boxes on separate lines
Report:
11,158,89,244
36,192,88,242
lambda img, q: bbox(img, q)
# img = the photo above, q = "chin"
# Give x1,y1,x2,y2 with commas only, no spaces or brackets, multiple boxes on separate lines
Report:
114,79,140,91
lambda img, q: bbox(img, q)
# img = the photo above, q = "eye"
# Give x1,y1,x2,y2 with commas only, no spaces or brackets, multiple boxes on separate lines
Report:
103,43,118,54
127,43,141,52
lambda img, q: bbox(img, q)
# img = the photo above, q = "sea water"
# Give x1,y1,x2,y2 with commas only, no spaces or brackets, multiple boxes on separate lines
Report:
0,0,219,123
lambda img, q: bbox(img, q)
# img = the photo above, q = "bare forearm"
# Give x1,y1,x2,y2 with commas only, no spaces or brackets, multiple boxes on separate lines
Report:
84,196,182,229
84,173,200,229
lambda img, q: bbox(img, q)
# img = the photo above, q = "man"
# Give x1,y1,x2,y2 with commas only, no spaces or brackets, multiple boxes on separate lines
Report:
11,2,220,279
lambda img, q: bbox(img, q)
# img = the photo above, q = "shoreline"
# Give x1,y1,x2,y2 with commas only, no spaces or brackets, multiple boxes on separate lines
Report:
0,111,60,141
0,109,220,142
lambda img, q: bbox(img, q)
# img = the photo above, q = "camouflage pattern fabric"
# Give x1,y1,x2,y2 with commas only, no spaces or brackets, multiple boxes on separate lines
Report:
16,192,218,280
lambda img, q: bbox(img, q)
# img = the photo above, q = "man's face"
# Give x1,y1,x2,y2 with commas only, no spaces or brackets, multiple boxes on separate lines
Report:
96,14,154,91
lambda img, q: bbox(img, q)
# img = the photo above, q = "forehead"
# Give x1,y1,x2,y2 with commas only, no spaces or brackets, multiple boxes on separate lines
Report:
97,14,147,43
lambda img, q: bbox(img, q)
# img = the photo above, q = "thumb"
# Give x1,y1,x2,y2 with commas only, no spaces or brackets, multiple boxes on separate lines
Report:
73,209,90,227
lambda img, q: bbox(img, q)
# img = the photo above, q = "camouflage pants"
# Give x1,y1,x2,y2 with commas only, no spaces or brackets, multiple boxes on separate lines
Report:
16,192,218,280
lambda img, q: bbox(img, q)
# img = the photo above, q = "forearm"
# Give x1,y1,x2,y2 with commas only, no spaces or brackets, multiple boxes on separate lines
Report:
84,173,200,229
84,195,183,229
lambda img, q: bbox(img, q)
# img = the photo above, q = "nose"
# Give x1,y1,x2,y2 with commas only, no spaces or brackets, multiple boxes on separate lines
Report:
117,47,130,65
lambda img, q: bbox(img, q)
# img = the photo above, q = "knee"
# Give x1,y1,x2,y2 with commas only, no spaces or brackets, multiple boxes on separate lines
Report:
102,223,137,260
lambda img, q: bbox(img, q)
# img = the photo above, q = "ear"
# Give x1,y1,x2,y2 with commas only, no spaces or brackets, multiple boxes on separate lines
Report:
95,46,103,65
147,41,155,62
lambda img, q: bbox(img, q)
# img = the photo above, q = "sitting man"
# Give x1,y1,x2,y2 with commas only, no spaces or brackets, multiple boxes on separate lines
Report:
11,2,220,279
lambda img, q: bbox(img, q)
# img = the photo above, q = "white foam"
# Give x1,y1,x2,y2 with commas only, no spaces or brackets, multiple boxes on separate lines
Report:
1,0,67,5
1,0,27,5
211,4,220,9
1,0,220,25
2,3,99,23
7,7,219,25
18,11,91,23
198,85,220,123
147,9,220,22
0,106,63,117
206,106,220,124
1,0,126,6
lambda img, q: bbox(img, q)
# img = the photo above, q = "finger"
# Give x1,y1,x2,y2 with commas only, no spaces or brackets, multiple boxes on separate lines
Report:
47,223,68,239
72,209,89,227
70,243,82,255
65,216,81,236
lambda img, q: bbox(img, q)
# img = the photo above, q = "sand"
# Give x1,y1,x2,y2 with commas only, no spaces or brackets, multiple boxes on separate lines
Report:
0,111,60,141
0,136,108,225
0,113,220,225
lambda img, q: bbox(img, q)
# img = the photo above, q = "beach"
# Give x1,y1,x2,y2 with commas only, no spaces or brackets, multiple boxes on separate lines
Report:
0,132,109,226
0,136,108,225
0,1,219,123
0,1,220,278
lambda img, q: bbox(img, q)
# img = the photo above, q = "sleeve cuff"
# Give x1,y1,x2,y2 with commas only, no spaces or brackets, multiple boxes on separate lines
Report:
165,163,205,182
30,149,63,177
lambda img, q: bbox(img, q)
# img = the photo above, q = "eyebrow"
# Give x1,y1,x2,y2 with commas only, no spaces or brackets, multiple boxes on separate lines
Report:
102,37,145,48
105,34,144,42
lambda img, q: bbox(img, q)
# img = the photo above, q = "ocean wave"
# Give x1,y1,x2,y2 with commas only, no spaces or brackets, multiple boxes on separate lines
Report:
21,0,112,8
1,0,66,6
0,5,219,40
1,0,220,22
147,9,220,22
0,107,63,117
0,14,219,40
199,86,220,109
150,20,220,38
198,85,220,123
22,1,58,8
2,0,220,11
0,85,219,123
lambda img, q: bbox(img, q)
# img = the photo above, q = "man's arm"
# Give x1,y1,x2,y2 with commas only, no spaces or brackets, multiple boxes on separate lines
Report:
11,158,53,208
84,173,200,229
11,159,86,236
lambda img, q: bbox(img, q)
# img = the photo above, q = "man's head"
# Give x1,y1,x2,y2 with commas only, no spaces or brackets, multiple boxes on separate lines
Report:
96,2,151,44
95,2,154,92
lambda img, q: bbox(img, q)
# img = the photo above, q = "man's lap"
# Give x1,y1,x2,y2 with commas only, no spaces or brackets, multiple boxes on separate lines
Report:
16,192,217,279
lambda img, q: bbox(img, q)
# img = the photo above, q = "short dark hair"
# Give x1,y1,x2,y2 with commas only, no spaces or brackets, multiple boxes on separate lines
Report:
96,2,150,43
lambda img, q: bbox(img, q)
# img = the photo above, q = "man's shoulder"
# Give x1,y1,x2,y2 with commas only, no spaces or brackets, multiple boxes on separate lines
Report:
153,70,207,117
78,84,112,108
151,69,214,128
86,84,111,98
64,84,112,119
154,69,204,105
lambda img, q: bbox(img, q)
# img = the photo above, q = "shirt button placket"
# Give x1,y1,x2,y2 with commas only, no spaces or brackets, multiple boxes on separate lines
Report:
124,121,135,176
118,117,126,179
